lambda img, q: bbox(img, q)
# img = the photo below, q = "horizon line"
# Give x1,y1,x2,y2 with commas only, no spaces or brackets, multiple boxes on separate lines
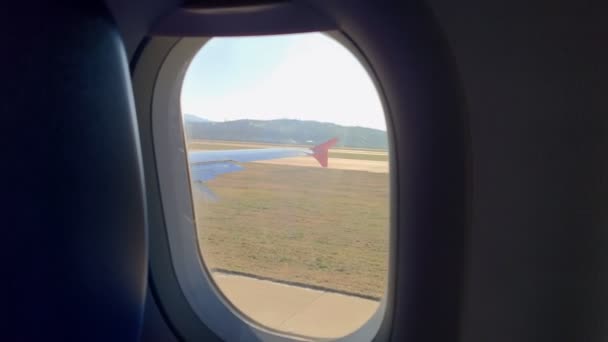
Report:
183,113,388,132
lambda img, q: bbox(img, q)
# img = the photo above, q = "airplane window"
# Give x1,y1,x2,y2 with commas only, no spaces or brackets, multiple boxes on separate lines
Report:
180,33,389,340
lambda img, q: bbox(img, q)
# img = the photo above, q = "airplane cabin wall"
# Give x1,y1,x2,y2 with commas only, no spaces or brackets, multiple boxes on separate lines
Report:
427,0,608,341
103,0,608,341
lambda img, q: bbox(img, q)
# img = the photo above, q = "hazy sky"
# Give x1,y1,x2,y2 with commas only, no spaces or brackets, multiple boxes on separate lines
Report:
180,33,386,131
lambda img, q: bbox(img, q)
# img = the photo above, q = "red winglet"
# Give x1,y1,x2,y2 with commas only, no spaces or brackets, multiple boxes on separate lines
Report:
311,137,338,167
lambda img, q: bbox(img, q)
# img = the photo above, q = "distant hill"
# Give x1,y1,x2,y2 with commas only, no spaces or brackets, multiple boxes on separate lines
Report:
183,118,388,150
183,113,210,123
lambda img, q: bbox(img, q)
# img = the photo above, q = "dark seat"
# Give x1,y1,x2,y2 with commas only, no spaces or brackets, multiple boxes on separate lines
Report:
1,1,147,341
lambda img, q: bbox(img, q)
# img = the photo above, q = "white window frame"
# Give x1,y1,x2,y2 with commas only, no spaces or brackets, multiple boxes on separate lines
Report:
150,33,391,342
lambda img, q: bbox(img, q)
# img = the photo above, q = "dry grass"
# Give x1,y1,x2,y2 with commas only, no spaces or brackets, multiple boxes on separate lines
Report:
187,141,388,162
329,152,387,161
193,163,389,299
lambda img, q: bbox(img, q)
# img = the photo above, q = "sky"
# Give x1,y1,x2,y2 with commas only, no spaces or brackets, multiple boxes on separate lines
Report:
180,32,386,131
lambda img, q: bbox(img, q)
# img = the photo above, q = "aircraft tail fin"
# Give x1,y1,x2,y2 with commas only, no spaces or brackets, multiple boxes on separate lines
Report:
311,137,338,167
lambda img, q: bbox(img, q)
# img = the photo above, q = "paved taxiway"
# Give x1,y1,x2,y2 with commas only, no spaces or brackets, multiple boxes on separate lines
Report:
213,272,380,339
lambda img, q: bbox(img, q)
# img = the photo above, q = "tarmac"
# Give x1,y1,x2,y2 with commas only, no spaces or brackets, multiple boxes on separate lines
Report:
213,272,381,339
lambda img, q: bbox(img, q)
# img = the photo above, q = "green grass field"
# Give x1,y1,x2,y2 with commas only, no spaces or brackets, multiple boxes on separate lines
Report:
193,163,389,299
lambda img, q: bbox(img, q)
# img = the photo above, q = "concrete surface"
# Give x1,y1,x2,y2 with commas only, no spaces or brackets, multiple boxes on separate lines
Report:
213,272,381,339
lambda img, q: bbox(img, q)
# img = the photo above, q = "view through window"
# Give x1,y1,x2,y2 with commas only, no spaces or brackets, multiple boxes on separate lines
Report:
181,33,389,339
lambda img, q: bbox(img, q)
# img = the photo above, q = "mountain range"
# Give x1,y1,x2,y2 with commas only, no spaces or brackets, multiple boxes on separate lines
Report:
183,114,388,150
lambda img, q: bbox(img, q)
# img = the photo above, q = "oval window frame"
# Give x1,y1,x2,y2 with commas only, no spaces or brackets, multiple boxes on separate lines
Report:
149,32,393,341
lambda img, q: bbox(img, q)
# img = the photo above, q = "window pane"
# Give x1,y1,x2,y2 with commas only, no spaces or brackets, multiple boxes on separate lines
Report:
181,32,389,339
